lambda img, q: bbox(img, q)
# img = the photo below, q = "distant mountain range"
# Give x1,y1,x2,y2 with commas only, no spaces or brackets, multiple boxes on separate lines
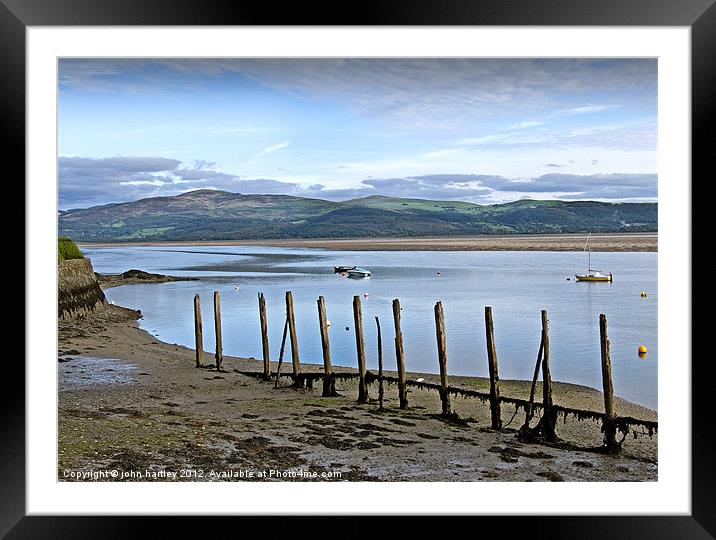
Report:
58,189,657,242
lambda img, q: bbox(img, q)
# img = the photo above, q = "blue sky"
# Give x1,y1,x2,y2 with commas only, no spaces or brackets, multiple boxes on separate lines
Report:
58,58,657,209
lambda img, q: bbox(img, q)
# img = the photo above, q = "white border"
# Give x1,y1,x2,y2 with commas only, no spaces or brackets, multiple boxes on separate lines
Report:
27,27,691,515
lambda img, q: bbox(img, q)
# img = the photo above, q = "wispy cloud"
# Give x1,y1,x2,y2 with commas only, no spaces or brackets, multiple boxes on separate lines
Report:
454,121,655,152
59,58,655,129
243,141,291,166
508,120,543,130
560,105,618,115
258,141,290,157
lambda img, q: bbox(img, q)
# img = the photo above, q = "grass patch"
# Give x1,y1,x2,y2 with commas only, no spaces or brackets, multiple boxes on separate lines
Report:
58,237,84,261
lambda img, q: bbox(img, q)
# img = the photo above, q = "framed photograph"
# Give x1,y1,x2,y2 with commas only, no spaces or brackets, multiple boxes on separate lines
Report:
8,0,712,536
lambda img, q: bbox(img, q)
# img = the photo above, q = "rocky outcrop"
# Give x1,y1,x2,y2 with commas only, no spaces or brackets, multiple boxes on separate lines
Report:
95,269,198,290
58,258,107,319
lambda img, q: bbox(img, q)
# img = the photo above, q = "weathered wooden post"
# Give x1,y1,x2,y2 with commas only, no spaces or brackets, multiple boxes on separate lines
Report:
525,335,544,423
392,299,408,409
518,328,545,441
285,291,301,383
599,313,619,452
275,315,289,389
375,316,384,410
317,296,337,397
519,310,556,442
258,292,271,379
213,290,224,371
434,301,451,415
193,294,204,368
353,295,368,403
540,309,556,440
484,306,502,430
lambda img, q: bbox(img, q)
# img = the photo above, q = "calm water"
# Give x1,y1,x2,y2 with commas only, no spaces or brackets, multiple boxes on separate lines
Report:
86,246,658,409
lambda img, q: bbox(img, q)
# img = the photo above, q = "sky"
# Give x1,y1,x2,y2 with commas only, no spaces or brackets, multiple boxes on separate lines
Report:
58,58,657,210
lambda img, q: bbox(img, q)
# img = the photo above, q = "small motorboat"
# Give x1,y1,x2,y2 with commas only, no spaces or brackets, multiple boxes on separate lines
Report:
346,267,371,278
333,265,356,273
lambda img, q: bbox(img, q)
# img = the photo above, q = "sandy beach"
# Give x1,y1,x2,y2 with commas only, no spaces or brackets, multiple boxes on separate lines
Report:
79,232,657,252
58,289,658,482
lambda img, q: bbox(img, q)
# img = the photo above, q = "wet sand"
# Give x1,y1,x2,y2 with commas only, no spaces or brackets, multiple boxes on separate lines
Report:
58,302,657,482
80,232,657,252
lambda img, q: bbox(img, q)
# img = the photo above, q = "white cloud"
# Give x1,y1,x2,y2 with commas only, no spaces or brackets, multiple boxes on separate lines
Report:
458,134,511,146
508,120,543,130
250,141,291,161
59,154,657,208
560,105,617,115
119,179,168,186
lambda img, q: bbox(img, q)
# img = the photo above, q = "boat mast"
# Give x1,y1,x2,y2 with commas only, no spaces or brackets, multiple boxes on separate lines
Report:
582,233,592,273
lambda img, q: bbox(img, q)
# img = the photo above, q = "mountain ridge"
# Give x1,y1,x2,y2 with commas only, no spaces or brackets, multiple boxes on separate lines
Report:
58,189,657,242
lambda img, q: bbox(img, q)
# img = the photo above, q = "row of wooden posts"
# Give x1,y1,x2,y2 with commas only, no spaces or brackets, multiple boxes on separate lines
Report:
192,290,626,451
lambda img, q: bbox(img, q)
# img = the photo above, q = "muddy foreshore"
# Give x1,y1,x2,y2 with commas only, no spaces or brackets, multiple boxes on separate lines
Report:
58,277,658,482
79,232,658,252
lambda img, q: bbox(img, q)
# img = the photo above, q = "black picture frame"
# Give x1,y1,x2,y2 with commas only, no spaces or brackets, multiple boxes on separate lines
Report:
6,0,711,537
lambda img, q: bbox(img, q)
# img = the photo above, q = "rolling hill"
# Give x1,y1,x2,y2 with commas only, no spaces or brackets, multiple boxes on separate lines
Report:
58,189,657,242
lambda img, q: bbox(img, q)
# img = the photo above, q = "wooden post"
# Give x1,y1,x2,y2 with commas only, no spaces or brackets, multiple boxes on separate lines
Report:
434,301,451,415
375,316,384,410
317,296,337,397
193,294,204,368
525,335,544,423
541,310,553,409
540,309,557,441
484,306,502,430
258,292,270,379
285,291,301,381
353,296,368,403
518,329,545,441
213,290,223,371
275,315,289,389
599,313,618,451
392,299,408,409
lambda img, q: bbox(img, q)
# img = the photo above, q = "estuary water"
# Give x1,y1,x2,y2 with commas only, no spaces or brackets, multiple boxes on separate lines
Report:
85,246,658,409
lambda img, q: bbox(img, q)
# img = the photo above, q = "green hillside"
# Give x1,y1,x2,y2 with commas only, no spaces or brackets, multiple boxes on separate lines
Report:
58,189,657,242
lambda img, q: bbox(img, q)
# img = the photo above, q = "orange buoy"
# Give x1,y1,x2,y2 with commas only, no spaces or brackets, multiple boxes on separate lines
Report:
638,345,647,354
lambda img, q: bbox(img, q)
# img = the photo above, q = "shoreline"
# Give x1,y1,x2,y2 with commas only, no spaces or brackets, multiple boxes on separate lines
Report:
58,298,658,481
78,231,658,252
96,275,657,415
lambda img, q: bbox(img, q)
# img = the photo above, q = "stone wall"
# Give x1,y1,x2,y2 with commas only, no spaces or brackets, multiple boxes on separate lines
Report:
58,258,107,319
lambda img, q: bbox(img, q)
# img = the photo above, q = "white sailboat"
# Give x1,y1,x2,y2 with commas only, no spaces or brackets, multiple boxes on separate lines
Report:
575,234,613,282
